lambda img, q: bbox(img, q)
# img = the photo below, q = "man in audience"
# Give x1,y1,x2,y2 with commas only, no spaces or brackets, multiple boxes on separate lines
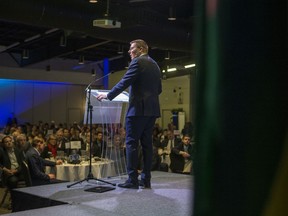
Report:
25,137,64,186
70,127,86,155
56,129,69,155
170,134,194,174
92,131,107,158
15,134,31,158
0,135,25,189
158,130,181,171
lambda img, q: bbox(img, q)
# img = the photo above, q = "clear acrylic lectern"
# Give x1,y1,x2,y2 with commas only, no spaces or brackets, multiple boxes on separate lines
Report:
84,89,129,124
83,89,129,178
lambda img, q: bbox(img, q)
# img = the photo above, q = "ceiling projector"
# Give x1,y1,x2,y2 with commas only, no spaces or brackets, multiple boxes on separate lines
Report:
93,19,121,28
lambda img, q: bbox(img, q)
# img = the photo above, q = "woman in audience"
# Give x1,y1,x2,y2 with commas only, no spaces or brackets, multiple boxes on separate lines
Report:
42,134,58,159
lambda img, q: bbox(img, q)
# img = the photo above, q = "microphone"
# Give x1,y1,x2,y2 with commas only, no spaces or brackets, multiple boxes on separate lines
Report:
85,71,114,91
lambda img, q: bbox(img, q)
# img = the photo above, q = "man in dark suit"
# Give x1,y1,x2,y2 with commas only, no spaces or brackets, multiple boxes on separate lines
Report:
0,135,25,189
170,134,194,174
25,137,63,186
92,131,107,158
96,39,162,189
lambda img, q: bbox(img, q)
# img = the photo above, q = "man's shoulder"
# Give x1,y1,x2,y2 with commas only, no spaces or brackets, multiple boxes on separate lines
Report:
26,147,37,156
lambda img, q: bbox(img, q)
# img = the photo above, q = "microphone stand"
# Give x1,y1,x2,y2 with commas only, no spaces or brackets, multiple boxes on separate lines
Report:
84,72,112,124
67,73,116,188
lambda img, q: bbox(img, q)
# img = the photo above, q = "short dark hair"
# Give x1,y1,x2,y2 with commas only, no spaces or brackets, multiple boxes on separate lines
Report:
130,39,148,53
2,135,12,144
32,137,44,147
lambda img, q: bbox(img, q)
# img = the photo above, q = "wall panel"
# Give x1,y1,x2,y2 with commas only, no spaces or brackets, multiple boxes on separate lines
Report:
50,84,67,124
33,83,51,124
14,82,33,124
0,80,15,127
66,85,86,125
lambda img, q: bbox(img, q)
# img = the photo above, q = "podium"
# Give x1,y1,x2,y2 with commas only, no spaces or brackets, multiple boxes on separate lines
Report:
83,89,129,177
84,89,129,124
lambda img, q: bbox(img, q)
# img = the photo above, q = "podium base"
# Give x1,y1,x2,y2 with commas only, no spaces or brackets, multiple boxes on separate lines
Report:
84,186,115,193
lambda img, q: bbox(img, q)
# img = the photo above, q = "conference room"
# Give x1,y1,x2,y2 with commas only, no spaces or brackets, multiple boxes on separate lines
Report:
0,1,286,216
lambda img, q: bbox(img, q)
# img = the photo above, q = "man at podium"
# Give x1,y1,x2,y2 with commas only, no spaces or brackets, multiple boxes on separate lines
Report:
96,39,162,189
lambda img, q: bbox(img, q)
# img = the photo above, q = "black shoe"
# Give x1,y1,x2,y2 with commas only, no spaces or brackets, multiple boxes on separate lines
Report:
139,180,151,189
118,181,139,189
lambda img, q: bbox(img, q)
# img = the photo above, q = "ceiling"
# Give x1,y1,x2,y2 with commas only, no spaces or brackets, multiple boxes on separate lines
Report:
0,0,194,77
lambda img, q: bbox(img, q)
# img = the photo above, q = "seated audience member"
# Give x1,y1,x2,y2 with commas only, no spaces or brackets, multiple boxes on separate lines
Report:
25,137,63,186
107,134,126,174
70,128,86,155
41,134,58,159
0,135,25,189
15,134,31,158
181,121,194,138
170,134,194,174
92,131,107,158
58,128,70,156
151,142,161,171
158,130,181,170
11,130,20,143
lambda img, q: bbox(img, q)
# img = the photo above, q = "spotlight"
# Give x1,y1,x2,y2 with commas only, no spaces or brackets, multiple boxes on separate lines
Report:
117,45,124,54
91,68,96,76
22,49,29,59
125,60,130,69
79,55,85,64
89,0,97,3
165,50,170,60
184,64,196,68
59,33,67,47
168,7,176,21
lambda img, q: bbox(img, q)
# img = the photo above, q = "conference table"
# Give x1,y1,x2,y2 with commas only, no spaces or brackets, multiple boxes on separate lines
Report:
46,159,117,182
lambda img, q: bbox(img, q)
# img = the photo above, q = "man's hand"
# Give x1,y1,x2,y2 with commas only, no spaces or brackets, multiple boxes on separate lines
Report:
56,159,63,165
96,94,108,101
179,151,190,158
48,173,56,179
3,167,14,176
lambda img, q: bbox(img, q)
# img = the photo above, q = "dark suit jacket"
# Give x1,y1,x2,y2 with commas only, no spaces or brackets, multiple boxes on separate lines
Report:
0,147,25,184
107,54,162,117
25,147,56,186
160,137,182,149
170,142,194,173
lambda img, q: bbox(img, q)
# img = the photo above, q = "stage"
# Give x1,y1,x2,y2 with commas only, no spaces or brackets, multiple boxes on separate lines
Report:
8,171,193,216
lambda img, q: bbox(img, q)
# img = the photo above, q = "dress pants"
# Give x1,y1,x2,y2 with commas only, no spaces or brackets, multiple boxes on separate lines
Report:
125,116,156,183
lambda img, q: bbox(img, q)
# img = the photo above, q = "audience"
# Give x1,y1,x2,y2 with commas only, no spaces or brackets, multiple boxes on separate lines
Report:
0,119,195,188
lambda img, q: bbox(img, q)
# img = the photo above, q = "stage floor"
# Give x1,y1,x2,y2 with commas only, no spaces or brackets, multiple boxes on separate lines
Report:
7,171,193,216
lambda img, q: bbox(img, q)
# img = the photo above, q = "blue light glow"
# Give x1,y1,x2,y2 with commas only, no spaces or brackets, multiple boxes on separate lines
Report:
0,79,70,129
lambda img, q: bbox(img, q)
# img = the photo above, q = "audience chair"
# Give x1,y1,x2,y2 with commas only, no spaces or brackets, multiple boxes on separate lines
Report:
0,188,9,208
0,161,32,208
0,171,9,208
21,161,32,187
